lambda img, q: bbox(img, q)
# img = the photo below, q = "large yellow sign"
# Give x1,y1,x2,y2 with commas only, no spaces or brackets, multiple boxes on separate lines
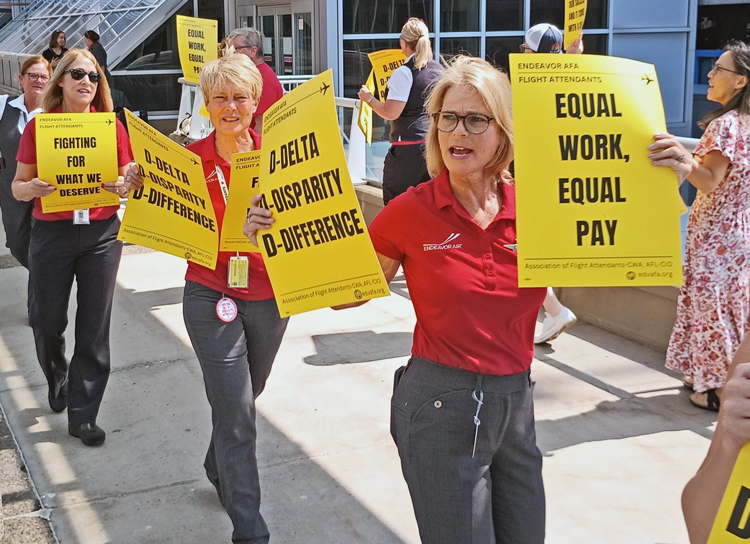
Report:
564,0,587,50
510,54,683,287
176,15,218,84
219,150,261,253
357,70,375,145
36,113,120,213
119,109,218,269
367,49,407,102
259,70,389,316
709,443,750,543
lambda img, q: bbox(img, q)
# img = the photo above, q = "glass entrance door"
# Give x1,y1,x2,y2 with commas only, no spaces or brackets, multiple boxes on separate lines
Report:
257,4,312,76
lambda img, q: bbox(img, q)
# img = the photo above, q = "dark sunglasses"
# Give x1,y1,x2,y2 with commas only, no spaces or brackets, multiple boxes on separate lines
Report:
63,69,102,83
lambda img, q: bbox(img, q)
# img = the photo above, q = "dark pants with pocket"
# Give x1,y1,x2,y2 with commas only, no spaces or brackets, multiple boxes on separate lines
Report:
382,142,432,205
29,215,122,425
391,357,545,544
183,281,289,544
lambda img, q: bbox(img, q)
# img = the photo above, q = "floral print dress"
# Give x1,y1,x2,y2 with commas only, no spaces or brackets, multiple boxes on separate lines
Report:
666,110,750,393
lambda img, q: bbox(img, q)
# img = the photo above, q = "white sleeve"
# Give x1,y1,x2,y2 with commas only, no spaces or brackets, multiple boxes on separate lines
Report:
385,66,413,103
0,95,8,125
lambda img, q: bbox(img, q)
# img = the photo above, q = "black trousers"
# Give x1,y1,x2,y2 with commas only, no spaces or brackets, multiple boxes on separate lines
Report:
29,215,122,425
0,175,33,268
382,142,432,205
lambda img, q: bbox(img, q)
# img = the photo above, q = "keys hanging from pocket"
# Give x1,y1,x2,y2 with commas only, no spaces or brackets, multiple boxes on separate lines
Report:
472,390,484,459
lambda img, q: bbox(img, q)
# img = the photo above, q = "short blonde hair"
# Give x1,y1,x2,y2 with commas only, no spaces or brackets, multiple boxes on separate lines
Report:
400,18,432,70
42,49,112,113
424,55,513,180
199,52,263,104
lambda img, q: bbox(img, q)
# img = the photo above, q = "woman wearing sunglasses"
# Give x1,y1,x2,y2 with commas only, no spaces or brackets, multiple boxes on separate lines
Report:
248,56,547,544
649,40,750,413
11,49,139,446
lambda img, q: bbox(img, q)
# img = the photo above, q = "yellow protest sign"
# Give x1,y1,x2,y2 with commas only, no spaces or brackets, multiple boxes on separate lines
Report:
259,70,389,316
357,70,375,145
219,150,261,253
367,49,407,102
36,113,120,213
564,0,587,50
510,54,683,287
119,109,218,269
176,15,218,84
708,443,750,543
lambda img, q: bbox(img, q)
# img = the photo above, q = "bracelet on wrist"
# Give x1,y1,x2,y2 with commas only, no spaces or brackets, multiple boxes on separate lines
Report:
367,96,374,104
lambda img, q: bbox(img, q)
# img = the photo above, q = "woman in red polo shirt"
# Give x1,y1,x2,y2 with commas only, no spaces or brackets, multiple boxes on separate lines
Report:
247,55,546,543
12,49,136,447
177,53,288,544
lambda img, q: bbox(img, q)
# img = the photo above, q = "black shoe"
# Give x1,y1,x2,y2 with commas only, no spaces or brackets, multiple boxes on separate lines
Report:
68,423,106,446
48,383,68,413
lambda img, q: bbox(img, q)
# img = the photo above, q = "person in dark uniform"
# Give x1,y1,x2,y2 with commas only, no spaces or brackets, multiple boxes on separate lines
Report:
41,29,68,69
0,55,50,269
83,30,112,87
358,18,443,205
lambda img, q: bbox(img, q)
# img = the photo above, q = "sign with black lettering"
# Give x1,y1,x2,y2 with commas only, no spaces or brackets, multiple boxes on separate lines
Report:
36,113,120,213
510,54,683,287
708,444,750,543
118,109,218,269
259,70,389,316
176,15,218,84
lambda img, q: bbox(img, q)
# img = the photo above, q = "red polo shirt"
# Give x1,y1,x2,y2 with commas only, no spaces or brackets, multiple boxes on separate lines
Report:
17,106,133,221
369,169,545,376
184,129,274,301
254,62,284,123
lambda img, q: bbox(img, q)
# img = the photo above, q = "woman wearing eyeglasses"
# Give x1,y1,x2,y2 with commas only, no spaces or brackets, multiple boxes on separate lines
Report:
11,49,139,446
357,18,443,205
248,55,547,544
649,40,750,413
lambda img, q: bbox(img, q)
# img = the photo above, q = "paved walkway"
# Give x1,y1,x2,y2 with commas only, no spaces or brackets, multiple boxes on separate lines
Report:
0,230,716,543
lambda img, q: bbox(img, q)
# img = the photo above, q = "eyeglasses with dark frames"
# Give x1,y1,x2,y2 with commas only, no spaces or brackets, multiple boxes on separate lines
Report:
24,73,49,82
710,62,743,76
63,69,102,83
432,112,495,135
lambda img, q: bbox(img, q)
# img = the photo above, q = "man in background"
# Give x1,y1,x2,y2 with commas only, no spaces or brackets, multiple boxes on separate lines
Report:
226,27,284,132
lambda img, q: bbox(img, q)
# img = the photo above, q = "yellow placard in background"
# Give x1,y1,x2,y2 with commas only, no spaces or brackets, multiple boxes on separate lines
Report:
176,15,218,84
709,443,750,543
36,113,120,213
119,109,218,269
358,70,375,145
564,0,588,50
510,54,683,287
367,49,407,102
220,150,261,253
259,70,389,316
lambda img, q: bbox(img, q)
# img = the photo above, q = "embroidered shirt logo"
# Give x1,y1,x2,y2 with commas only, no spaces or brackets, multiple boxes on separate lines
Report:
423,233,462,251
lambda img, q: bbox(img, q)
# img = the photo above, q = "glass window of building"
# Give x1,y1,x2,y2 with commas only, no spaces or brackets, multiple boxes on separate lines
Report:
441,0,480,32
343,0,434,35
486,0,524,31
440,37,480,60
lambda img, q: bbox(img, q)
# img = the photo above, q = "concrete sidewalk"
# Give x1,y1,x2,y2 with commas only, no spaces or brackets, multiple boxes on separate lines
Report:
0,239,716,543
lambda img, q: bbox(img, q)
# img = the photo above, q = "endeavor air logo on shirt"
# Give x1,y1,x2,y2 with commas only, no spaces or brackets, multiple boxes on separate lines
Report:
423,233,462,251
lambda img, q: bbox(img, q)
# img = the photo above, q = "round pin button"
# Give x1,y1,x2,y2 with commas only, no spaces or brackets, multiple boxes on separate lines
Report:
434,400,442,408
216,297,238,323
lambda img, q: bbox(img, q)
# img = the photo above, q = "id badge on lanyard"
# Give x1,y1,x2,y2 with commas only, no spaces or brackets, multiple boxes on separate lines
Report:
73,209,90,225
215,165,249,290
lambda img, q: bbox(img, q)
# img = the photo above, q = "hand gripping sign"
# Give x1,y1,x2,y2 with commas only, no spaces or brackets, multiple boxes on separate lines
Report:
510,53,684,287
176,15,218,84
36,113,120,213
118,109,218,269
259,69,390,316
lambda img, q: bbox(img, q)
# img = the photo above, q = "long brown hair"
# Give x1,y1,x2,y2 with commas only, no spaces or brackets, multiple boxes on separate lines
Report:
42,49,113,113
48,29,65,50
699,40,750,129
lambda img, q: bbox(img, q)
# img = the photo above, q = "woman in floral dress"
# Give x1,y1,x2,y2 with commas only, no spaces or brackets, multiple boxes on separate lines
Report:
649,40,750,411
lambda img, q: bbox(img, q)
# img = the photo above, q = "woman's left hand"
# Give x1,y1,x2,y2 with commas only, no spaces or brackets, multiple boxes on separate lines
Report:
123,162,144,192
648,133,694,183
102,178,130,198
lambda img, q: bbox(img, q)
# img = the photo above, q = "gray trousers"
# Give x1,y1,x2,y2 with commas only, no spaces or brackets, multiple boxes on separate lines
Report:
391,357,545,544
183,281,289,544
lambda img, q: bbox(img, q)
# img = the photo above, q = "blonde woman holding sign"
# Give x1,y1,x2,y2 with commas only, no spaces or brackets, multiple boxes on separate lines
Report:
249,55,547,544
357,18,443,204
127,52,288,544
11,49,138,446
